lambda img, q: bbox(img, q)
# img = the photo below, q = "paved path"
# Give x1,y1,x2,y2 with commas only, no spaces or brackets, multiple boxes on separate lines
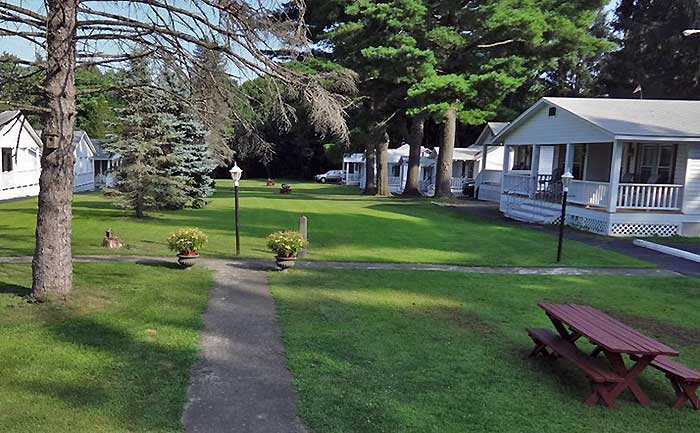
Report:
443,199,700,277
181,259,307,433
0,255,675,276
292,260,678,276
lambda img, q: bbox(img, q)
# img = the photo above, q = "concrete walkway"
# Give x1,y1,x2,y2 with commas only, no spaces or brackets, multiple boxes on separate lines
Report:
182,259,307,433
292,260,678,276
0,255,675,276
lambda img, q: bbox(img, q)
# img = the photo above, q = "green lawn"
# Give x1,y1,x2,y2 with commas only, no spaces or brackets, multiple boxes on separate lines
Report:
0,180,646,267
0,262,212,433
270,269,700,433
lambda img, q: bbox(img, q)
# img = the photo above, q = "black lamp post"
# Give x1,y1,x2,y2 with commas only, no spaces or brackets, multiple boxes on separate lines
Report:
557,171,573,263
229,163,243,256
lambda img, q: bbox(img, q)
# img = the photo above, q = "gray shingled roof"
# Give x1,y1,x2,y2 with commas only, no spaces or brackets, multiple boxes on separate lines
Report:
545,97,700,138
0,110,20,127
487,122,509,136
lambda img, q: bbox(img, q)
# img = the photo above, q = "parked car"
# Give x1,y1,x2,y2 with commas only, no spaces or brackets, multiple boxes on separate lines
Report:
314,170,343,183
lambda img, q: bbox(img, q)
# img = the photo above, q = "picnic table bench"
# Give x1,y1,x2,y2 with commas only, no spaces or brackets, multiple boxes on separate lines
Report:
528,303,683,408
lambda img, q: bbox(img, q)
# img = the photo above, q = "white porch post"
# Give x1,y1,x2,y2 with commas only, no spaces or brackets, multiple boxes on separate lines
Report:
502,144,510,195
530,144,540,198
564,143,574,174
481,142,488,171
607,139,623,212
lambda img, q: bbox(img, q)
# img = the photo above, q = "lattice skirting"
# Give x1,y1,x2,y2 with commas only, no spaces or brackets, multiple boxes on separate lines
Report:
565,215,609,235
610,223,679,237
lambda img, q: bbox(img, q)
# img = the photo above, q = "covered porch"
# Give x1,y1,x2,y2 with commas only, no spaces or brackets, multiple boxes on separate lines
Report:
502,141,685,212
500,139,697,236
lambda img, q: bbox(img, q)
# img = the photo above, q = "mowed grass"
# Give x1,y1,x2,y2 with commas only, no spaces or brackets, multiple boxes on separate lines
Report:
270,269,700,433
0,179,646,267
0,262,212,433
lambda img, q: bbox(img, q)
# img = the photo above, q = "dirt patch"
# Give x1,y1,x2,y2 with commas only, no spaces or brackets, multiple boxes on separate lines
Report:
419,305,496,335
616,313,700,347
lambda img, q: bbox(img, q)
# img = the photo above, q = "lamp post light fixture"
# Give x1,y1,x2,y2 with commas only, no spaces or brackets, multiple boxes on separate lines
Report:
557,171,574,263
683,29,700,37
229,163,243,256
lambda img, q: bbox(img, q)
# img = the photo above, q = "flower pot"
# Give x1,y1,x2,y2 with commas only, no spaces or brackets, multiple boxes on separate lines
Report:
177,253,199,268
275,255,297,270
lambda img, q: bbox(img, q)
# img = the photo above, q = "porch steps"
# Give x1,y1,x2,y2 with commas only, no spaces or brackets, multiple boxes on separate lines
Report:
505,202,561,225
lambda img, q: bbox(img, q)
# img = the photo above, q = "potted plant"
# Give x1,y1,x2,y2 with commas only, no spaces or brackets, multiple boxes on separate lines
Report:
167,227,208,268
267,230,308,270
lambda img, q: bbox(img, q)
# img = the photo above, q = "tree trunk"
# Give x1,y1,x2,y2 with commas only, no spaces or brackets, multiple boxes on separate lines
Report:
32,0,78,302
364,143,377,195
402,114,426,196
375,130,390,197
435,105,457,198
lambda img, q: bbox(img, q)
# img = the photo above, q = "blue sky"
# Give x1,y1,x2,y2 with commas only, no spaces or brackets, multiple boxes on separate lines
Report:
3,0,621,62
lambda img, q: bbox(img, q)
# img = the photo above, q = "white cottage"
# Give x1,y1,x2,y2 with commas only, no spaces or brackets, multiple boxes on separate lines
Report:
92,139,120,188
0,111,42,201
346,144,475,195
342,152,364,186
71,130,96,192
494,97,700,237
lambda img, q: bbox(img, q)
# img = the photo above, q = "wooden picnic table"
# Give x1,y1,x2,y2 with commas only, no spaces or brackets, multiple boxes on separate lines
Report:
538,303,679,406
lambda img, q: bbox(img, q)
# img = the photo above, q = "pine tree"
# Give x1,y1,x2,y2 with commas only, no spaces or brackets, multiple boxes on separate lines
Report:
106,59,187,217
171,116,215,208
601,0,700,99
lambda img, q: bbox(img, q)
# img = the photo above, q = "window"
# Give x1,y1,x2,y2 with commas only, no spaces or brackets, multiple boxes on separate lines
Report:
572,145,587,180
638,144,675,184
548,107,557,117
348,163,355,174
1,148,13,172
512,146,532,171
391,164,400,177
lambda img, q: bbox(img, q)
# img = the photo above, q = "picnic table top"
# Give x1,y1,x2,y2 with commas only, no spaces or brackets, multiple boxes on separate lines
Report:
539,303,679,357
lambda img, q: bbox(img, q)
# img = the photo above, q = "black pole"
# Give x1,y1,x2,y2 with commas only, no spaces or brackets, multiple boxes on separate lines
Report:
234,183,240,256
556,189,568,262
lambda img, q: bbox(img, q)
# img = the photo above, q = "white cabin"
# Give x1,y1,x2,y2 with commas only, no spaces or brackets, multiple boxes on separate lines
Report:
494,97,700,237
0,111,42,201
72,131,96,192
92,139,120,188
346,143,475,195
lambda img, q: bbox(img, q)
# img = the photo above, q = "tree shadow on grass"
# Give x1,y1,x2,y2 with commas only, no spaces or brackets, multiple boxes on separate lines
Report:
0,282,31,297
26,313,202,432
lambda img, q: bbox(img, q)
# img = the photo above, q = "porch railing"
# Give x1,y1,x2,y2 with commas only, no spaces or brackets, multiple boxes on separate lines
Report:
388,176,402,187
450,177,465,191
569,180,610,208
477,169,501,185
617,183,683,210
502,173,530,196
419,179,434,196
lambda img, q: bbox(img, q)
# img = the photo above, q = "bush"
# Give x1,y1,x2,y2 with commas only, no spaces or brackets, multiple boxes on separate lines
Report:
167,227,208,255
267,230,308,258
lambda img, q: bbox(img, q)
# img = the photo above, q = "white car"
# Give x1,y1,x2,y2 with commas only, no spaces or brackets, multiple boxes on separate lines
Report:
314,170,343,183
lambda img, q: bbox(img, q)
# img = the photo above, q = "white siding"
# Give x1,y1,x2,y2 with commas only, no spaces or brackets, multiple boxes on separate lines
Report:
0,119,42,201
73,135,95,192
503,104,614,145
682,143,700,214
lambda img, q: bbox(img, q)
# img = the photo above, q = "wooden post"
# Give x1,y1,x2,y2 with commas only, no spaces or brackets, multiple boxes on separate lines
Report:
608,139,623,212
564,143,574,174
502,143,510,195
530,144,540,198
299,215,308,258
